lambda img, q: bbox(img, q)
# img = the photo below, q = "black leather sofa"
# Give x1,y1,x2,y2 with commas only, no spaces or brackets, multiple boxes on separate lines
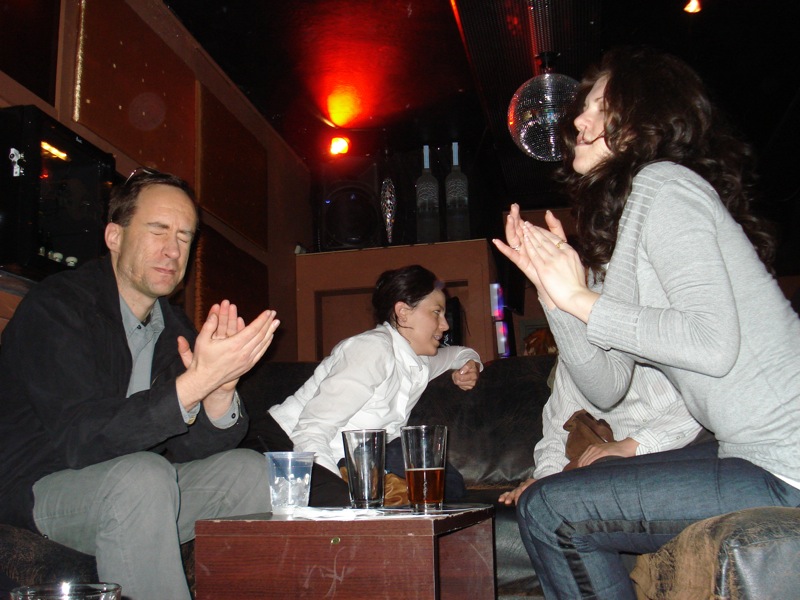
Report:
3,354,800,600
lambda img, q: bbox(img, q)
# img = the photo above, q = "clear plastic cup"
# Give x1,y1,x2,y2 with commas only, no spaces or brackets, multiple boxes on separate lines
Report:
264,451,315,515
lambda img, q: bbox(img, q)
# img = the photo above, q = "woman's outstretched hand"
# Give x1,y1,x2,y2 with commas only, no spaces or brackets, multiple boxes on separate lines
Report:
493,204,598,322
492,204,554,307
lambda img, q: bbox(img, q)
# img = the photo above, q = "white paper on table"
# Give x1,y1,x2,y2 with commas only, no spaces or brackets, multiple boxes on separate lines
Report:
289,507,436,520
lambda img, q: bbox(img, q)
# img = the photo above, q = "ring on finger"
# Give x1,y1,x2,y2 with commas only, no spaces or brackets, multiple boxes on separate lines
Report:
555,239,565,249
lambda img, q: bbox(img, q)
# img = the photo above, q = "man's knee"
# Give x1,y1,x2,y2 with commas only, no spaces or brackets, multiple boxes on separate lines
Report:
190,449,270,514
517,478,566,538
215,448,268,481
518,478,547,515
230,447,267,469
106,452,178,504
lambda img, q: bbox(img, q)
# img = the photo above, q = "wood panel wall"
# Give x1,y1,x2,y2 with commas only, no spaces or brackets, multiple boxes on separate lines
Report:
0,0,312,360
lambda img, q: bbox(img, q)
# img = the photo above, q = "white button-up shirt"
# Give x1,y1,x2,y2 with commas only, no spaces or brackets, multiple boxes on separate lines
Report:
269,323,481,474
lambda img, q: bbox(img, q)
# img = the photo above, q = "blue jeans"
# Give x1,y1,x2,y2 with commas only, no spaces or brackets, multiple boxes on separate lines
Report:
517,442,800,599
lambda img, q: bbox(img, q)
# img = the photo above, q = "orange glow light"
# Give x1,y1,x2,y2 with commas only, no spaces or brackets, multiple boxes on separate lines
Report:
329,136,350,156
291,2,469,129
684,0,701,13
326,85,363,127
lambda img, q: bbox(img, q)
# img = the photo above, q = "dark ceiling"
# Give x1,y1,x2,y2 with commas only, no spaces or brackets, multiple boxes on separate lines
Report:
163,0,800,269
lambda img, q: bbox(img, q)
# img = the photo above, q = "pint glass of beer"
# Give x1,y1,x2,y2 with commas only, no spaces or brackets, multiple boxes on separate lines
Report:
400,425,447,513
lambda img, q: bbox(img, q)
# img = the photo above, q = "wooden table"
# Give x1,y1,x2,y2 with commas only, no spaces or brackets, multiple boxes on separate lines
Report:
195,505,495,599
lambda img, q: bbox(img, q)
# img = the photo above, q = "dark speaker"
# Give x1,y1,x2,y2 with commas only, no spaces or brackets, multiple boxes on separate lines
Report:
318,158,381,251
0,105,115,280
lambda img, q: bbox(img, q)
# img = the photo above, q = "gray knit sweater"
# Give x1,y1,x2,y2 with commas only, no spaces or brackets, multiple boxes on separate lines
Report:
546,161,800,482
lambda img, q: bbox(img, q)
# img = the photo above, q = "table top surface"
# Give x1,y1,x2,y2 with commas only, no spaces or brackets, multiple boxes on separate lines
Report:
196,503,494,537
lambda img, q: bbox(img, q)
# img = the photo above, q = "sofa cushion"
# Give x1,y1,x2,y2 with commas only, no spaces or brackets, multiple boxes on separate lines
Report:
411,355,556,488
238,360,319,420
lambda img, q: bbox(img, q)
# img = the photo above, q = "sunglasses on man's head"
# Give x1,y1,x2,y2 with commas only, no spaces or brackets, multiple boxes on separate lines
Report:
123,166,163,186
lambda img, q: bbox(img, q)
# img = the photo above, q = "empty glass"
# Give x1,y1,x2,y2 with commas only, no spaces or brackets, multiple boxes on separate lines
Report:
10,582,122,599
342,429,386,508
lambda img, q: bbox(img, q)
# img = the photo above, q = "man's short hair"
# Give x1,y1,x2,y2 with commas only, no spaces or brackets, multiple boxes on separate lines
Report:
109,168,198,227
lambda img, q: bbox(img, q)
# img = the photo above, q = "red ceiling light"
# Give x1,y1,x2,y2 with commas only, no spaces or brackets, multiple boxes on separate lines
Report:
329,136,350,156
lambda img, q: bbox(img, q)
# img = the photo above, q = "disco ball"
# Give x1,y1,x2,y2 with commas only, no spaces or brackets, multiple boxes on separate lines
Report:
507,71,578,162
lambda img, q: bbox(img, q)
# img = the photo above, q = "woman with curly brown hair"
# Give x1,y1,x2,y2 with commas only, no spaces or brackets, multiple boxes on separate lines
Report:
494,46,800,599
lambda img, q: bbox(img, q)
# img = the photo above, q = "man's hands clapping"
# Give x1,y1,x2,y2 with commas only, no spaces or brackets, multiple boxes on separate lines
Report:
177,300,280,419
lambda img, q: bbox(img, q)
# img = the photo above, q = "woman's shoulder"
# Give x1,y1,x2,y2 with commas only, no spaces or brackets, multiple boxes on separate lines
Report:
612,162,725,256
631,161,720,215
635,162,716,196
333,324,394,355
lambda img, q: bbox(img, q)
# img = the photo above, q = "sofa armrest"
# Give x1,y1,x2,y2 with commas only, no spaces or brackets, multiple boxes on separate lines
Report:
632,506,800,600
0,524,97,593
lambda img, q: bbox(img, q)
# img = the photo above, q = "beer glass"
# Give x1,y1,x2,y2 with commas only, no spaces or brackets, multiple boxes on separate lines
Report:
400,425,447,513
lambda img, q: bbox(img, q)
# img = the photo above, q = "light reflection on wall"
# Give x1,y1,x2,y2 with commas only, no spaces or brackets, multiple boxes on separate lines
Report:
290,1,469,129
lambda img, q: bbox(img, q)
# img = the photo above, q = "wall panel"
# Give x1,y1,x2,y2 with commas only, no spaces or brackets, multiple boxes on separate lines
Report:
193,226,269,328
198,86,269,250
73,0,196,180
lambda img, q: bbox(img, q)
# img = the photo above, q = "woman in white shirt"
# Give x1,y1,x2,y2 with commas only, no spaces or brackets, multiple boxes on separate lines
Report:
263,265,482,505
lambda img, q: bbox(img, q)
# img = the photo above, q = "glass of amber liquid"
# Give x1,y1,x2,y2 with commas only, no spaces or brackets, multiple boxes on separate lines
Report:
400,425,447,513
